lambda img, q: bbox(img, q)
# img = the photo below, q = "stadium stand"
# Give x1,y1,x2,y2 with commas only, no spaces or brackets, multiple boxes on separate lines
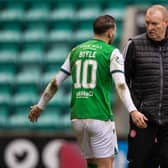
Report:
2,0,167,132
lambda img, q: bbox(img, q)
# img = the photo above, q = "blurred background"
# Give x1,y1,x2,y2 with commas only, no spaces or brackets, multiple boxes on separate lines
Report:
0,0,167,167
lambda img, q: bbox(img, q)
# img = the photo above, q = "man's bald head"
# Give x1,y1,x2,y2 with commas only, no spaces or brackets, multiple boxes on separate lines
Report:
146,5,168,21
145,5,168,41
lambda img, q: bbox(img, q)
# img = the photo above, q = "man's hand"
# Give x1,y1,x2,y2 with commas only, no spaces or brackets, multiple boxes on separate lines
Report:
130,110,148,128
28,105,43,123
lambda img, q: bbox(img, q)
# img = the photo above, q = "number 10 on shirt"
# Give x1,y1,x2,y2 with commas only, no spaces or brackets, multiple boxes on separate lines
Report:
74,60,97,89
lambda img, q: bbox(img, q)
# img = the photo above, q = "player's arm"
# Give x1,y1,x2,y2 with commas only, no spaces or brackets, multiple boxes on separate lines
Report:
110,49,148,128
28,53,71,123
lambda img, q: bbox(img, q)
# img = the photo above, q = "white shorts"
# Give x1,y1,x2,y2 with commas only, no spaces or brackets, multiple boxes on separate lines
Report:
71,119,118,159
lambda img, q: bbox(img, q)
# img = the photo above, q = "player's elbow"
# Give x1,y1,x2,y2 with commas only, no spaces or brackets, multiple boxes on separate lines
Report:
50,78,58,90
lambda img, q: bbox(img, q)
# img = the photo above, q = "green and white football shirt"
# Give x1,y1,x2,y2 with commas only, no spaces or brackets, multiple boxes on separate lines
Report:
61,39,123,121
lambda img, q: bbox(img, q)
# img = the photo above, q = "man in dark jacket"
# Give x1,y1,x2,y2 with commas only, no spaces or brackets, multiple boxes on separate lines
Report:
124,5,168,168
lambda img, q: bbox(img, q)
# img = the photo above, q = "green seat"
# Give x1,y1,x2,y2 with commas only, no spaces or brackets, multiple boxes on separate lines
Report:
103,4,125,22
16,70,41,87
102,4,125,47
59,77,72,100
76,3,101,20
0,63,16,85
63,77,72,86
32,107,62,130
19,44,44,64
0,106,9,128
19,62,42,71
25,2,49,21
23,23,47,42
0,71,14,86
131,0,153,5
0,84,11,107
49,22,73,42
61,113,71,129
8,106,31,129
13,91,39,107
0,23,21,42
9,86,39,129
17,82,38,92
41,63,62,89
17,64,42,88
74,21,93,43
0,45,18,64
50,3,75,21
44,63,61,73
8,107,64,130
45,44,69,64
0,2,25,21
48,90,67,107
42,70,57,86
114,23,123,47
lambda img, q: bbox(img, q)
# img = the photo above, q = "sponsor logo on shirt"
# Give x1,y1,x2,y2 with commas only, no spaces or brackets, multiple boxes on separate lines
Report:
76,91,93,98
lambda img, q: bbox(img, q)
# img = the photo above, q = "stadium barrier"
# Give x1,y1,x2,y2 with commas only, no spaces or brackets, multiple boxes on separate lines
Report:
0,135,128,168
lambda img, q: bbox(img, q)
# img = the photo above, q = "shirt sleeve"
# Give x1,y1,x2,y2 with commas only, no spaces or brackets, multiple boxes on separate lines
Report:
110,48,124,75
60,52,71,75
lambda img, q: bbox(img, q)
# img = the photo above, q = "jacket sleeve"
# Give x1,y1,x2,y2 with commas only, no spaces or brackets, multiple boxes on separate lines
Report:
123,40,136,89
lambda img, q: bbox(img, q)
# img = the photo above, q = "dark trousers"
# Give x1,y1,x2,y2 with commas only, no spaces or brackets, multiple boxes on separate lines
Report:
127,120,168,168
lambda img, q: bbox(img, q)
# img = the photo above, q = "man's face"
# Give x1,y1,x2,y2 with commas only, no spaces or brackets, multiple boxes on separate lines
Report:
145,10,167,41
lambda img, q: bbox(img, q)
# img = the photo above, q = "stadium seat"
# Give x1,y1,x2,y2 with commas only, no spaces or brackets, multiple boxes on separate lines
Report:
41,62,65,91
0,45,17,64
49,22,73,42
8,106,33,129
62,77,72,94
16,63,41,87
32,107,62,130
8,107,66,131
22,23,47,42
0,71,13,89
113,23,122,47
15,71,41,87
0,23,21,42
0,106,9,128
48,90,68,107
11,85,39,129
19,44,44,65
61,113,71,129
103,4,125,22
45,43,70,65
101,4,125,47
42,70,57,87
0,63,16,85
0,2,25,21
0,84,11,128
131,0,154,5
50,2,75,21
25,2,50,21
76,3,102,20
73,21,93,43
0,84,11,106
13,91,39,107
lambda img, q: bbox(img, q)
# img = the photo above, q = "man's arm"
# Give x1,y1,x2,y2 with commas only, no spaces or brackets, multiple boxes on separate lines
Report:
28,53,71,122
112,73,148,128
110,48,148,128
28,71,69,122
37,71,68,110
